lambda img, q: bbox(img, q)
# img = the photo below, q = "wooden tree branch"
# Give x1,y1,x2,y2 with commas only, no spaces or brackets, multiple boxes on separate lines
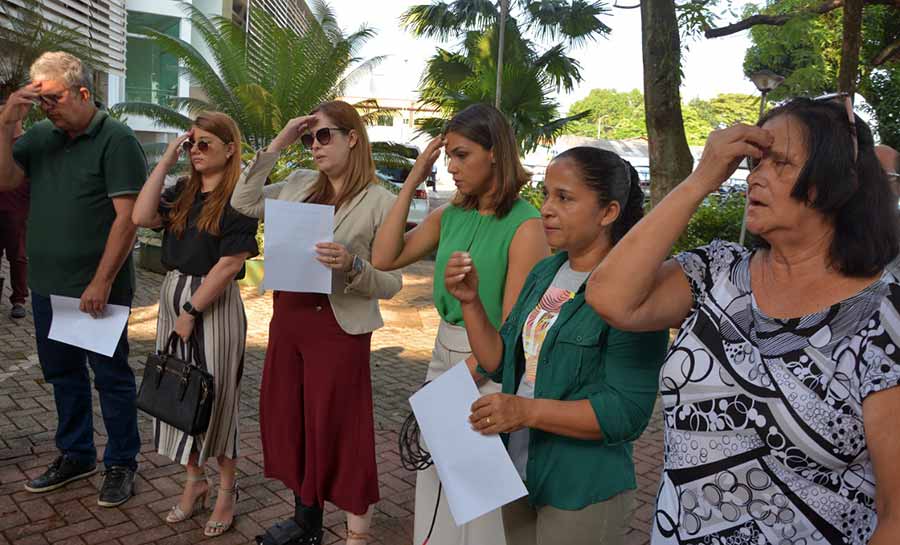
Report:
704,0,843,38
704,0,900,39
838,0,863,94
873,38,900,66
614,2,642,8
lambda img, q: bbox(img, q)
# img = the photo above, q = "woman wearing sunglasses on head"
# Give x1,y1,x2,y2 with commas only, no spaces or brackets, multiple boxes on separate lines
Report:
230,101,402,545
586,97,900,544
132,111,259,537
372,103,550,545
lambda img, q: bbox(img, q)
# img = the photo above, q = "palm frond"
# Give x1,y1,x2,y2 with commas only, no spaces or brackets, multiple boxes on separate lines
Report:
334,55,388,97
111,102,194,131
534,44,583,92
414,116,449,139
402,3,462,41
525,0,611,47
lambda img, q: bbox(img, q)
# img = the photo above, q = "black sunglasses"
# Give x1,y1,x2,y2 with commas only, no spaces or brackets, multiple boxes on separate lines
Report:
182,139,211,153
301,127,349,148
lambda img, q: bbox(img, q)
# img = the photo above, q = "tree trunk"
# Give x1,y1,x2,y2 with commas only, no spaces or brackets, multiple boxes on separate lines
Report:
838,0,864,94
641,0,694,207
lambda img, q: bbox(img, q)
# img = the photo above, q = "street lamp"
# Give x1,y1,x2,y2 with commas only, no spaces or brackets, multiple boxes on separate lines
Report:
739,69,785,245
749,69,785,119
495,0,509,109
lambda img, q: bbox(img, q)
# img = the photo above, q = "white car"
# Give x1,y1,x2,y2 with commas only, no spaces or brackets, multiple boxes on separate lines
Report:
375,169,429,228
372,141,435,228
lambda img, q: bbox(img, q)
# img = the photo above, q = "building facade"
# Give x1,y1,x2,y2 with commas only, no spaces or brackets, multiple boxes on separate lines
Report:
123,0,313,145
0,0,128,104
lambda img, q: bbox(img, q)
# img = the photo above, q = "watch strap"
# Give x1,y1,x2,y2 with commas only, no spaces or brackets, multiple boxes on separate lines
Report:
182,301,201,317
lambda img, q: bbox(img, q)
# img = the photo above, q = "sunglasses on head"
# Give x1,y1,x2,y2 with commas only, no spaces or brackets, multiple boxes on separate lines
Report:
746,92,858,172
300,127,349,148
182,139,211,153
813,92,858,163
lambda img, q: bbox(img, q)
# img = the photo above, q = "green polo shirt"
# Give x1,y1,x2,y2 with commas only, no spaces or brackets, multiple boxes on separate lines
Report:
478,251,668,510
12,109,147,300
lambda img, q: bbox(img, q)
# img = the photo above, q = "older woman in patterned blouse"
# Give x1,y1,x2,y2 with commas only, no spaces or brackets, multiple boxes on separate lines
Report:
586,96,900,545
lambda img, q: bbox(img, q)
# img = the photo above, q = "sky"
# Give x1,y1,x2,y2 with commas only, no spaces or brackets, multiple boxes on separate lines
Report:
328,0,762,113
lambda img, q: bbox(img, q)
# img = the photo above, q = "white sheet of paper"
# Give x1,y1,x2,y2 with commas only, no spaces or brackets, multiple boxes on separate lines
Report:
409,362,528,526
47,295,130,357
262,199,334,294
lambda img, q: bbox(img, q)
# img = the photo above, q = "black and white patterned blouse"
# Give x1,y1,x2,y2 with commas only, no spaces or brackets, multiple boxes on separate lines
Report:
652,240,900,545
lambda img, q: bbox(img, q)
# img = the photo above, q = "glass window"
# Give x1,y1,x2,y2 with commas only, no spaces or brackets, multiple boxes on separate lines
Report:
376,114,395,127
125,12,180,105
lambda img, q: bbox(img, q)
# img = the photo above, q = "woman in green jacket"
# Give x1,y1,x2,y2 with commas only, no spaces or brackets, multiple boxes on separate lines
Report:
445,147,669,545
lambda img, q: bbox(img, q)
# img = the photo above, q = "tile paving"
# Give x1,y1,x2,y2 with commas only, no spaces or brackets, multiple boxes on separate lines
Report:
0,256,663,544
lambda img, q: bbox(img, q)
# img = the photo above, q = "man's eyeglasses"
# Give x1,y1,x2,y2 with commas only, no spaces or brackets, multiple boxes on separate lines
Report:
182,139,211,153
32,86,79,108
300,127,349,149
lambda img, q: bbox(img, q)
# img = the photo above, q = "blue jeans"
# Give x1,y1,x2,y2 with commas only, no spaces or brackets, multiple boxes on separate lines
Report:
31,291,140,470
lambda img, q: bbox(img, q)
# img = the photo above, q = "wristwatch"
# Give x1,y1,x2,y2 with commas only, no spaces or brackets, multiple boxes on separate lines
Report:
351,254,364,274
182,301,202,317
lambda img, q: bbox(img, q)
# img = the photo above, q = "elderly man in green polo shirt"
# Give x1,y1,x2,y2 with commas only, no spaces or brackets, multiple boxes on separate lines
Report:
0,52,146,507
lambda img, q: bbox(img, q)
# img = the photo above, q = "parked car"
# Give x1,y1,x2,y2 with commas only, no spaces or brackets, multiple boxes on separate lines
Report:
372,142,432,228
375,168,429,227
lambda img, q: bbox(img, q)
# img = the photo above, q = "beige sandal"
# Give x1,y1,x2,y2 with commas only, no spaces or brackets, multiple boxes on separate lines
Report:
345,526,371,544
204,483,240,537
166,472,210,523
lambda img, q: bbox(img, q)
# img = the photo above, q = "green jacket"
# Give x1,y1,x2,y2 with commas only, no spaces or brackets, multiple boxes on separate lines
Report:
478,251,668,510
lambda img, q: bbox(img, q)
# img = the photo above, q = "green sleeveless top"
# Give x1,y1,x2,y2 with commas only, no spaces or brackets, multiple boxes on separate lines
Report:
434,199,541,329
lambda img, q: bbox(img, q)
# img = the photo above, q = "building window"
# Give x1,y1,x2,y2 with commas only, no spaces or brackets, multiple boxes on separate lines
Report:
376,114,395,127
125,12,180,105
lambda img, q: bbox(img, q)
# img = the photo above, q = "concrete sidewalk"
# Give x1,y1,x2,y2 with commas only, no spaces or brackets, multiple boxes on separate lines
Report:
0,258,662,545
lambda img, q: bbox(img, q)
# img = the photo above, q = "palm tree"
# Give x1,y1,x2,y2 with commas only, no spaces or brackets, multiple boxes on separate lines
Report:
113,0,382,154
403,0,611,152
0,0,99,100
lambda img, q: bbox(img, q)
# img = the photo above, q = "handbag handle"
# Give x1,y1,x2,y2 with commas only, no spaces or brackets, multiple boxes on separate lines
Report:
164,332,201,365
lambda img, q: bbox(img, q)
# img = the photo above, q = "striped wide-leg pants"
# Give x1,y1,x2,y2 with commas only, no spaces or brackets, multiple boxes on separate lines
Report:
153,269,247,466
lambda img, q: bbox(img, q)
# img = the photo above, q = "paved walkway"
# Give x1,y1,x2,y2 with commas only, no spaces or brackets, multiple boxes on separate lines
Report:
0,257,663,545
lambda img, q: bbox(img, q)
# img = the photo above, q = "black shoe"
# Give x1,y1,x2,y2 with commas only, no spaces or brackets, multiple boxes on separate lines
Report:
255,519,323,545
24,455,97,493
97,465,135,507
10,304,25,319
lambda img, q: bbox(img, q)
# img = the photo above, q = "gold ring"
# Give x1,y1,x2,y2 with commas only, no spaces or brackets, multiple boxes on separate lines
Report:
485,417,491,425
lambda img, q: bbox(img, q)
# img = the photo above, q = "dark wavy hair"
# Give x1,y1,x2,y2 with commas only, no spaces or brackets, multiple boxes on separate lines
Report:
756,98,898,277
553,146,644,244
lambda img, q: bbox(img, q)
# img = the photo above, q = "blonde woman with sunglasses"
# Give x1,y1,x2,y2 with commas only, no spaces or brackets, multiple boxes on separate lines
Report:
133,111,259,537
231,101,402,545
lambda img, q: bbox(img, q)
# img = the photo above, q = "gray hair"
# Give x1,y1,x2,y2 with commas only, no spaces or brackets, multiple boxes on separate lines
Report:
29,51,92,92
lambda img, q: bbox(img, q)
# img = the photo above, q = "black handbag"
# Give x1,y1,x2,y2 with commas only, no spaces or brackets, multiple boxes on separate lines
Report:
137,332,215,435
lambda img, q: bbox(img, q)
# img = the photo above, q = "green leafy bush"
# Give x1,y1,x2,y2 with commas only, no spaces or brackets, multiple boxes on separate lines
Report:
672,193,748,255
519,181,545,211
520,183,747,257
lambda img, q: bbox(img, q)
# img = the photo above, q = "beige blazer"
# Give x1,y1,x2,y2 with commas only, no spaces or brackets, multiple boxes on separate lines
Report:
231,149,402,335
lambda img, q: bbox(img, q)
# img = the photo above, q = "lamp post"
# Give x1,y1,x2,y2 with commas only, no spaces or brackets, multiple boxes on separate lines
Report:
495,0,509,109
739,69,785,245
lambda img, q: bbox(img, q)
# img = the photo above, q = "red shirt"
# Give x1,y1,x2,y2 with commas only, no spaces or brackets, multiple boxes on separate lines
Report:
0,179,30,212
1,132,30,212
